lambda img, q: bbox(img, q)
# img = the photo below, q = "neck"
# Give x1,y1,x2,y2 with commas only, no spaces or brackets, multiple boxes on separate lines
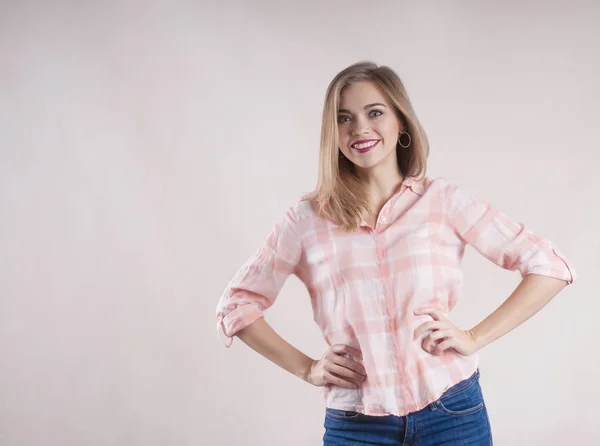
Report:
356,157,404,214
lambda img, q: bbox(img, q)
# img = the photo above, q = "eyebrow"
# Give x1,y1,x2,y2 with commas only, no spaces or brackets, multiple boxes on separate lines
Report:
338,103,387,114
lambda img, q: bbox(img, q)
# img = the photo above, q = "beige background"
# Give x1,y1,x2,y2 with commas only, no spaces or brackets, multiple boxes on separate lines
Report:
1,1,598,445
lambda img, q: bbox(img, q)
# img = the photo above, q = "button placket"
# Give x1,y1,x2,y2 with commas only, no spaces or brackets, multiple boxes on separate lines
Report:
374,232,385,265
376,246,385,264
374,234,404,407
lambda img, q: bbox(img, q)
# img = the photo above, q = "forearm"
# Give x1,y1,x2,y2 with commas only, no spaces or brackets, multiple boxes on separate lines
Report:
469,274,569,350
236,316,315,383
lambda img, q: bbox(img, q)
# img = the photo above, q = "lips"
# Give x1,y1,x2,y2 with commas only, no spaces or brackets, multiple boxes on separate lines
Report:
351,139,380,153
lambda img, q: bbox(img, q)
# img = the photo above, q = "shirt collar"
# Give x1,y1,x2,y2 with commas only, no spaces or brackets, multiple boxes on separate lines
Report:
402,176,425,196
357,176,425,227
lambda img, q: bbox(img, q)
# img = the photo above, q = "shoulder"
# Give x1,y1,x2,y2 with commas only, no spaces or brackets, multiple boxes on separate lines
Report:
424,177,493,217
273,196,318,229
292,197,316,220
410,175,456,197
280,196,314,223
411,176,485,210
417,175,480,197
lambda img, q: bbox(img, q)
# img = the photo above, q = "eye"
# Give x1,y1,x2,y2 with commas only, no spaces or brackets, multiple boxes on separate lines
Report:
337,115,350,124
369,109,383,118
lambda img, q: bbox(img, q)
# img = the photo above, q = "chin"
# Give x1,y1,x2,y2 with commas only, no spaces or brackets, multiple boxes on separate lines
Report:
350,152,388,170
351,158,380,170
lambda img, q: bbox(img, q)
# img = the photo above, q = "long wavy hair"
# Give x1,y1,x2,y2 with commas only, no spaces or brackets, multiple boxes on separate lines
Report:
305,61,430,231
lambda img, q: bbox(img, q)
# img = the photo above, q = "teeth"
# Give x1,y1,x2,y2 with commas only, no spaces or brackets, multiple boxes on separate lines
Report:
352,140,378,149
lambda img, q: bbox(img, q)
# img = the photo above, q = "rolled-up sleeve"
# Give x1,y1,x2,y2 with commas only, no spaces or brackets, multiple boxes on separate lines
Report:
442,179,576,285
216,206,303,347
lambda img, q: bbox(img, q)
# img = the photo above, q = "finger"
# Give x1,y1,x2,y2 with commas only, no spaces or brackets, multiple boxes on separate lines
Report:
413,307,433,316
325,371,359,389
414,308,447,321
422,338,435,354
436,338,455,353
423,332,450,354
331,345,365,374
332,354,367,376
422,330,446,352
413,321,444,339
427,329,452,343
331,344,363,361
328,363,367,385
413,321,435,339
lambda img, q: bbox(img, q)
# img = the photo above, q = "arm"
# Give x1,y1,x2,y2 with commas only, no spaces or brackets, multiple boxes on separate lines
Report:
216,205,366,388
414,179,577,355
443,178,576,286
216,206,302,348
415,274,570,355
237,316,367,388
469,273,567,349
446,178,577,351
235,316,315,382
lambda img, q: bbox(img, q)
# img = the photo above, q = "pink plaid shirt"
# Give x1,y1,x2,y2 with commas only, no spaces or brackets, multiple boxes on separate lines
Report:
215,175,576,416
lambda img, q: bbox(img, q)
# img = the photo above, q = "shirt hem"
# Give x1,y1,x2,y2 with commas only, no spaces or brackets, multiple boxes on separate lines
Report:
324,365,479,417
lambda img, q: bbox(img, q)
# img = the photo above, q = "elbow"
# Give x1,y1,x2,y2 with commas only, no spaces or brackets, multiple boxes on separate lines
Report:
216,303,265,347
517,244,577,286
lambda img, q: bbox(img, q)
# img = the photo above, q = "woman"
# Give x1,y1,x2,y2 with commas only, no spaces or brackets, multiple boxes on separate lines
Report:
215,61,576,445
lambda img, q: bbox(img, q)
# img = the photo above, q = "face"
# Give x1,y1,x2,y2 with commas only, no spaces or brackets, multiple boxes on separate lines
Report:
337,81,404,171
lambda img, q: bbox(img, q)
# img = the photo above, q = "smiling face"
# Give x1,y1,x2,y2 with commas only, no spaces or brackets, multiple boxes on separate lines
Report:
337,81,404,171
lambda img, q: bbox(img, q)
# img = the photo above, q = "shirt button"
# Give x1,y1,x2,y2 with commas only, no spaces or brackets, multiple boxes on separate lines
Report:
380,216,387,222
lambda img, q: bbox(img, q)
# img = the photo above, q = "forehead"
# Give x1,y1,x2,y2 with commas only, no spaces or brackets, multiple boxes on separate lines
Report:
339,81,389,109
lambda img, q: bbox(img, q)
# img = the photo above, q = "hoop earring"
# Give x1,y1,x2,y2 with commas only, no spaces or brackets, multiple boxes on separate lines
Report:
398,132,411,148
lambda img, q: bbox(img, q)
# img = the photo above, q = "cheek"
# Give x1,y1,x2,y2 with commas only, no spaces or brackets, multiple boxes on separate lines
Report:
337,128,352,151
380,118,400,139
337,131,350,155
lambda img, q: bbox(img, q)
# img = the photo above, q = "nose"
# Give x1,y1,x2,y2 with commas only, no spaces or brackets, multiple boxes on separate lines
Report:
350,116,370,136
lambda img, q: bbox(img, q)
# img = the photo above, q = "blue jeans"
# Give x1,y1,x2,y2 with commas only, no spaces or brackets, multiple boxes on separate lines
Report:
323,369,493,445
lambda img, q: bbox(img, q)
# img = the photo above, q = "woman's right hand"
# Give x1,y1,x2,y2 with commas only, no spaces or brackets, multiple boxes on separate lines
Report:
304,344,367,388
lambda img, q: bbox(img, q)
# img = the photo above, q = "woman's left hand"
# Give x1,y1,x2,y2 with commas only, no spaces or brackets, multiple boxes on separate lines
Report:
413,308,480,357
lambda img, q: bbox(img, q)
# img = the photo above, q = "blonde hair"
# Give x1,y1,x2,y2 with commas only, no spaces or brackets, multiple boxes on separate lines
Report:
305,61,430,232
